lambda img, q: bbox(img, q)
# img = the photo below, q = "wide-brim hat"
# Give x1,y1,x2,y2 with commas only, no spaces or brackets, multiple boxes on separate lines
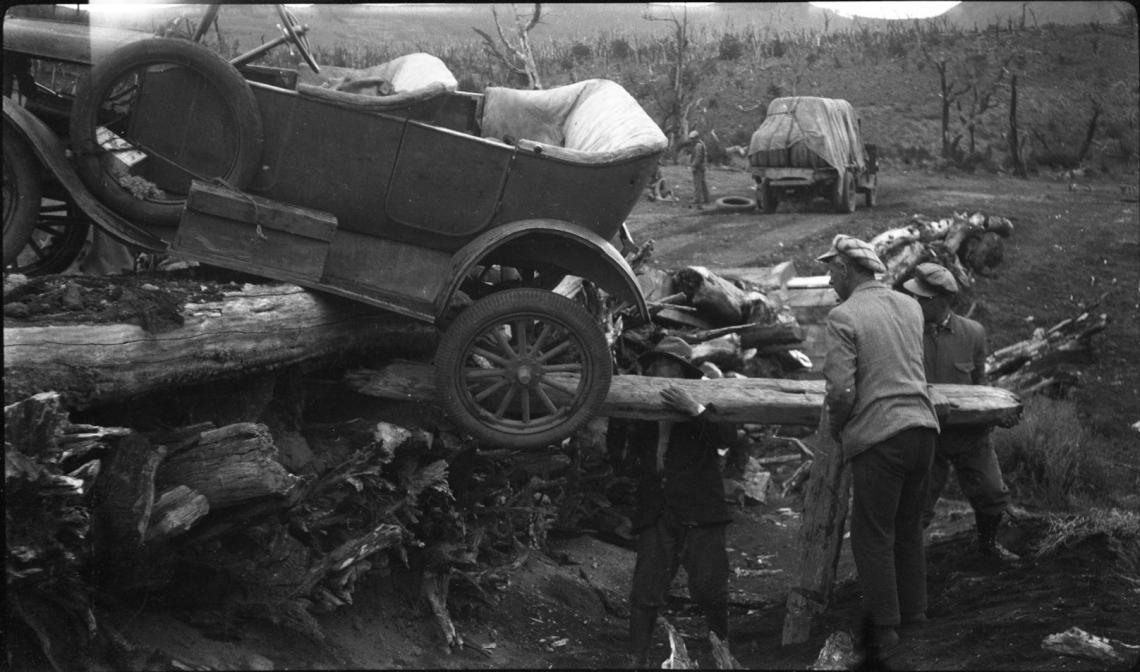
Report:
903,262,959,297
816,234,886,274
637,335,704,379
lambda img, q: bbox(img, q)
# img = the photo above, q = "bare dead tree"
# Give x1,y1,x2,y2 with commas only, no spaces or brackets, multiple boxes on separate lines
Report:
473,3,544,89
922,45,973,159
643,2,697,149
1076,95,1104,164
954,53,1015,156
1008,72,1027,177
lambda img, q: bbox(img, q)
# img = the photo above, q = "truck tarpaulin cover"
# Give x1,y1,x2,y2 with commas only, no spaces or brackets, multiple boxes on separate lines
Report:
747,97,867,171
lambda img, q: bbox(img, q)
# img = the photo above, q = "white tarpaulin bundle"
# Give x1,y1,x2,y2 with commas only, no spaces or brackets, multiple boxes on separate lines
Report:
481,79,667,164
747,97,867,172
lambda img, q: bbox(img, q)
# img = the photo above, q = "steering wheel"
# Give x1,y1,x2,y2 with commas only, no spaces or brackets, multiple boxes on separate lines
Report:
275,5,320,74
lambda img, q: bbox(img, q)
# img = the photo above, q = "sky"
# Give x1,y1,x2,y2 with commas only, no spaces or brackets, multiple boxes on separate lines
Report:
81,1,963,21
809,2,961,19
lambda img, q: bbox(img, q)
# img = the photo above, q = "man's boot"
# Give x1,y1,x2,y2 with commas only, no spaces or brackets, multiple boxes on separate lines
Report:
627,605,658,668
975,511,1020,562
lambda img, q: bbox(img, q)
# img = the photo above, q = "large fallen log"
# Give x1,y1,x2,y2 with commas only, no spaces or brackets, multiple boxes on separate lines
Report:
345,361,1022,428
4,283,438,410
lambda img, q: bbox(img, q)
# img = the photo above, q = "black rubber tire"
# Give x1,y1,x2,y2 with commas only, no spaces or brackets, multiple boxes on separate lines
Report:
757,180,778,214
714,196,757,213
3,124,41,267
70,38,264,227
435,288,612,449
834,171,856,214
8,200,90,276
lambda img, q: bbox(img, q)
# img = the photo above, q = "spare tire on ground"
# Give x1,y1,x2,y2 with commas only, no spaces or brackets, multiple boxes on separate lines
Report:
714,196,757,213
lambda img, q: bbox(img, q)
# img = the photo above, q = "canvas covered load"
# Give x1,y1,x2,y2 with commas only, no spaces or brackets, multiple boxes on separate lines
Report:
748,97,867,171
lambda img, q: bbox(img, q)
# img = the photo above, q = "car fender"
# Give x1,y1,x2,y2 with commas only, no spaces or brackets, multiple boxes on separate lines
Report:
437,219,648,321
2,97,166,252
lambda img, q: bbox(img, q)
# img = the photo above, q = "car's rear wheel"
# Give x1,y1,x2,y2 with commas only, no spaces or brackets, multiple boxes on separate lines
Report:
3,124,41,267
70,38,264,228
435,288,611,449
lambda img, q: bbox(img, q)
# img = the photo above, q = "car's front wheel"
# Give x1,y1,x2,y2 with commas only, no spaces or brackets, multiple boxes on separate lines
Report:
3,125,40,267
435,288,611,449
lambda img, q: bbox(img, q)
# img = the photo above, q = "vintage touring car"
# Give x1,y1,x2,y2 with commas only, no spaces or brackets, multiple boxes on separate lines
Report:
3,4,667,448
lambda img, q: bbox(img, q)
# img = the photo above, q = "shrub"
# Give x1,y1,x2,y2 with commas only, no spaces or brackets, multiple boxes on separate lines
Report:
992,394,1116,507
570,42,592,62
718,33,744,61
610,37,632,60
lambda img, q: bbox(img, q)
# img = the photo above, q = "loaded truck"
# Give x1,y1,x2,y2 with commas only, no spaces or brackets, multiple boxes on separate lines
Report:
748,96,877,214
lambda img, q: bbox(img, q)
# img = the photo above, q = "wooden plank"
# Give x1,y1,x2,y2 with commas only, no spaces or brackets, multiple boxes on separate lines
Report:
712,261,798,290
785,275,832,289
344,361,1023,428
173,210,332,283
185,180,338,241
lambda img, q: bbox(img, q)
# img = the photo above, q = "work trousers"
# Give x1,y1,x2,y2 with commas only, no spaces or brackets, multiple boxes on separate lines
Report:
922,428,1011,527
691,167,710,204
850,427,937,627
630,511,728,635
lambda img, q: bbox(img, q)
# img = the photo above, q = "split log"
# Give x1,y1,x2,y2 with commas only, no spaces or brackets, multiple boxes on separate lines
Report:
690,334,744,370
144,485,209,543
4,283,437,410
942,212,987,255
870,224,921,259
672,266,751,326
986,310,1109,382
880,240,928,288
709,631,742,669
345,361,1023,428
1042,627,1136,666
661,617,697,669
782,414,850,645
91,433,167,564
156,422,300,509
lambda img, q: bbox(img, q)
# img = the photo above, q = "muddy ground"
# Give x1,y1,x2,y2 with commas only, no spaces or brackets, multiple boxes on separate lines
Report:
8,162,1140,670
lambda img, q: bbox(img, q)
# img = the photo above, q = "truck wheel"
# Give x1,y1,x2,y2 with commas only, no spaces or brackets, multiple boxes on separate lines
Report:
758,180,778,214
834,171,856,214
435,288,611,449
70,38,264,227
2,125,40,267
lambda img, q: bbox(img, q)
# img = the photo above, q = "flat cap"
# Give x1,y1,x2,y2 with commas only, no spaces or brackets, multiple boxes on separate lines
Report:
688,130,700,139
903,262,959,297
815,234,886,274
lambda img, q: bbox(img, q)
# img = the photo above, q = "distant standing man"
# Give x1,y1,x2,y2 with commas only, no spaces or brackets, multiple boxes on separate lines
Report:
818,235,941,653
903,262,1017,562
625,337,740,668
688,130,710,207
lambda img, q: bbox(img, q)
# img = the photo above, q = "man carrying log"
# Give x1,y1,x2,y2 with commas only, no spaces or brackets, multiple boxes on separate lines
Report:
623,336,742,668
902,263,1018,563
817,235,941,655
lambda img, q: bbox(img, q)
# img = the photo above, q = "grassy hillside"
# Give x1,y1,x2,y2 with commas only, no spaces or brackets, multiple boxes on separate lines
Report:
72,1,1136,175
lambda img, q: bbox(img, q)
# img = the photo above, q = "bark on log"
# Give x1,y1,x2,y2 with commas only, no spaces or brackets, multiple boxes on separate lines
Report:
880,240,928,289
986,311,1108,380
144,485,210,543
672,266,751,326
156,422,299,509
4,284,438,410
345,362,1023,428
782,414,850,646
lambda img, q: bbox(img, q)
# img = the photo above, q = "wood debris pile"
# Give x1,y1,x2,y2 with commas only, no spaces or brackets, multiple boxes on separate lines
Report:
4,388,589,668
986,299,1109,396
870,210,1014,297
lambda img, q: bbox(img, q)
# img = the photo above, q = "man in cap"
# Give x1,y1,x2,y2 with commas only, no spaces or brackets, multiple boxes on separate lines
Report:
817,235,940,654
903,262,1017,562
687,130,710,207
620,336,743,667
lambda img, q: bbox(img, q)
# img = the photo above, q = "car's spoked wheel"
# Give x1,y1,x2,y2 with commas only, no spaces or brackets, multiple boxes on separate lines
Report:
3,125,41,267
436,288,611,449
8,199,91,276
